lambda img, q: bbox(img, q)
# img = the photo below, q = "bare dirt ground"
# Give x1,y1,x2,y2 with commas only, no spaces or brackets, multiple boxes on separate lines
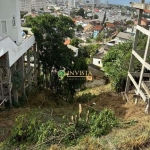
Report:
0,84,149,143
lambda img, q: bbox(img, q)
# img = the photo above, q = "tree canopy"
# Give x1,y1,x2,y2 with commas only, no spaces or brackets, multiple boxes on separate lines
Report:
25,14,76,73
102,33,148,92
25,14,88,100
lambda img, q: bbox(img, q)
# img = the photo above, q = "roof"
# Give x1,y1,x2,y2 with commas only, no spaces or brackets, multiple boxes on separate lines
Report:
134,18,150,26
93,51,105,59
64,38,71,45
116,32,132,40
93,25,103,31
67,45,78,51
111,30,118,38
106,22,116,28
144,9,150,13
88,64,104,77
104,45,112,51
88,64,101,70
83,24,94,32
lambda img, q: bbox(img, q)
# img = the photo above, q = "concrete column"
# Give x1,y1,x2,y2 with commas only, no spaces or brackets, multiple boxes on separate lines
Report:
34,43,37,85
11,63,18,104
7,67,12,106
27,49,32,90
6,53,12,106
18,55,26,97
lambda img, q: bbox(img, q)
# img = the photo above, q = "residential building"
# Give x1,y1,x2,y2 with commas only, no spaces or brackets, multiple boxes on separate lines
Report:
93,25,103,38
94,0,100,5
83,24,94,33
67,45,78,57
115,32,133,43
92,53,104,67
134,18,150,29
88,64,105,79
20,0,32,12
31,0,46,11
0,0,36,106
68,0,76,8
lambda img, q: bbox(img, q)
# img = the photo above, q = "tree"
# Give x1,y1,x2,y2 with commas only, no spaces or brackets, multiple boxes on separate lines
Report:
126,20,134,26
96,31,105,42
121,12,125,16
70,10,76,18
93,14,99,19
118,26,124,32
77,25,83,32
76,8,85,18
102,33,148,92
103,42,132,92
70,38,83,48
25,14,89,101
25,14,75,86
101,11,106,25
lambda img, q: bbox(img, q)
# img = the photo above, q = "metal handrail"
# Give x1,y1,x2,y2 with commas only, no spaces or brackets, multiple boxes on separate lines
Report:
0,98,7,106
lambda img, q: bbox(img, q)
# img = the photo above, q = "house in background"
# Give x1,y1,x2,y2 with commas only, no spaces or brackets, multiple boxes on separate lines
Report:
92,51,104,68
0,0,36,107
105,22,116,31
134,18,150,29
64,38,71,45
67,45,78,57
114,32,133,44
83,24,94,33
93,25,103,38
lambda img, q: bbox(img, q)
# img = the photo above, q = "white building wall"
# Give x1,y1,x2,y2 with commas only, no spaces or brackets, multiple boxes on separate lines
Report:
68,0,75,8
0,35,35,67
93,58,102,67
0,0,35,67
20,0,32,12
94,0,100,5
0,0,22,45
31,0,46,11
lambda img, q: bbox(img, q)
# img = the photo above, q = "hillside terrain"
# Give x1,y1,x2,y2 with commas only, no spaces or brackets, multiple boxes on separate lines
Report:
0,84,150,150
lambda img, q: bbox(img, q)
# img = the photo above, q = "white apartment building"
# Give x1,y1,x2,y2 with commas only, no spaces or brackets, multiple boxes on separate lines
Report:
94,0,100,5
0,0,36,107
68,0,76,8
20,0,32,12
31,0,46,11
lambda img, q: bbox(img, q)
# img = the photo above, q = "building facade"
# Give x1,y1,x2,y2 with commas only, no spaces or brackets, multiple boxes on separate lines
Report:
0,0,36,107
20,0,32,12
31,0,46,11
68,0,76,8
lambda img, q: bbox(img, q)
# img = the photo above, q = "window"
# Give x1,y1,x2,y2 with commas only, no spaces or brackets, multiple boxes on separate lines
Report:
1,21,7,34
98,61,100,64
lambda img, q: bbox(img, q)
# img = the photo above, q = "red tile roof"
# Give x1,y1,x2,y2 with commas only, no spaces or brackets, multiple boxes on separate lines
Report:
64,39,71,45
93,25,103,31
106,22,116,28
144,9,150,13
134,18,149,26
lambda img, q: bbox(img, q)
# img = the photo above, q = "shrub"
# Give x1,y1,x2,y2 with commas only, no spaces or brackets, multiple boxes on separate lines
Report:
90,109,119,137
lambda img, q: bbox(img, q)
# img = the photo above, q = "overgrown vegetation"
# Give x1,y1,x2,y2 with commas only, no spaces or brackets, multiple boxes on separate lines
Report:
103,33,148,92
1,107,118,150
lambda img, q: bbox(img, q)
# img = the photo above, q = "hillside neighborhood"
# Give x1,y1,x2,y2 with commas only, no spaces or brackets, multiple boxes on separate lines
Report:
1,0,150,150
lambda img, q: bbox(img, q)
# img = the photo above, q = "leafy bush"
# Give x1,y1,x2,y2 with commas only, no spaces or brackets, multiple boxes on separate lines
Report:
103,33,148,92
90,109,119,137
9,112,42,145
5,108,119,150
103,42,132,92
